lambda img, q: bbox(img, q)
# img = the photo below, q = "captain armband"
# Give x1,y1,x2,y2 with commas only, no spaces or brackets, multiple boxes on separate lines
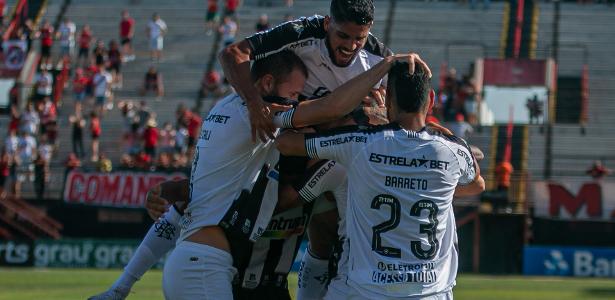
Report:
272,107,296,129
294,160,346,203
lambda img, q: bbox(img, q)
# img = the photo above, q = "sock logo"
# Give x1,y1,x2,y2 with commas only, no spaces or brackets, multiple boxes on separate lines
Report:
154,219,176,240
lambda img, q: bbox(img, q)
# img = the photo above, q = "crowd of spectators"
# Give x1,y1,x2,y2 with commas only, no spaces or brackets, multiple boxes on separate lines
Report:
0,5,204,199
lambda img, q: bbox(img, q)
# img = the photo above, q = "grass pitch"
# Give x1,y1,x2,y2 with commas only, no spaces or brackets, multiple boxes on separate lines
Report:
1,268,615,300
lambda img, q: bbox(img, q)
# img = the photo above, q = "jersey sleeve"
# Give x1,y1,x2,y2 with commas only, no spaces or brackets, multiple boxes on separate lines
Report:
304,126,368,166
450,137,477,186
246,15,325,60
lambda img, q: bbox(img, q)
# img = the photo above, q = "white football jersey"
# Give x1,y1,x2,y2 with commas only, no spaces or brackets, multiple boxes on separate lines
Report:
247,15,391,100
305,124,476,298
179,94,280,243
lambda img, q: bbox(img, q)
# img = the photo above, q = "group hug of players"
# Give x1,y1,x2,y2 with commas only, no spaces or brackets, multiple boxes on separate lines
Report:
89,0,485,299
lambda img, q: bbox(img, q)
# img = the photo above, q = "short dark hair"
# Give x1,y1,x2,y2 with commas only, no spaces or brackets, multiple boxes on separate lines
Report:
251,50,308,83
388,62,431,113
330,0,374,25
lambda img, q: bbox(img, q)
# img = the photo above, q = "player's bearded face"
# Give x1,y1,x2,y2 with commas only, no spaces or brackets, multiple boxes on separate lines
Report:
266,68,306,101
324,17,371,67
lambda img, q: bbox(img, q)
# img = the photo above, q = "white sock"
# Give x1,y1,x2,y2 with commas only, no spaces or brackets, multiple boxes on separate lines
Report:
111,206,181,291
297,248,330,300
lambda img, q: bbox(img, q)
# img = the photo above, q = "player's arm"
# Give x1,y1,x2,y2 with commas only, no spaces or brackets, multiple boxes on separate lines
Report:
453,142,485,197
275,53,430,129
220,16,323,142
276,130,307,156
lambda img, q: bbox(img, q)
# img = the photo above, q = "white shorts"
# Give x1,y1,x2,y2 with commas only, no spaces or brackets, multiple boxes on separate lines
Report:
150,36,163,50
162,241,237,300
325,280,454,300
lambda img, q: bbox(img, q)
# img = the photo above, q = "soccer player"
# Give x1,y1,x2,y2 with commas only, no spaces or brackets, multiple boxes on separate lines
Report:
160,49,417,300
221,2,433,297
220,0,423,143
276,62,485,299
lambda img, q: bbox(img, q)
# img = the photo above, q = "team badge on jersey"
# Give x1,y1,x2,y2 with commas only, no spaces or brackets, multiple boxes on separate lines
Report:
292,23,304,38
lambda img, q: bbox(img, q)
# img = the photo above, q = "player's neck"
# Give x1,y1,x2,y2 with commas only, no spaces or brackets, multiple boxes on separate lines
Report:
396,113,426,132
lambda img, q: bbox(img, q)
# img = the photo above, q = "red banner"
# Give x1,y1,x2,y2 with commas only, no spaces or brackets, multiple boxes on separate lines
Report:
532,179,615,221
63,171,187,208
483,58,546,86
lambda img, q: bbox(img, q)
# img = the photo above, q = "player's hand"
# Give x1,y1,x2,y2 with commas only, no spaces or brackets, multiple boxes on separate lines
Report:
426,121,453,136
247,99,290,143
363,85,386,108
470,145,485,161
391,53,432,78
145,184,170,220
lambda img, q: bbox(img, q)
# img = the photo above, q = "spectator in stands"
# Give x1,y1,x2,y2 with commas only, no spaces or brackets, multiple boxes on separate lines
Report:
8,108,20,133
119,10,136,62
64,152,82,173
494,160,514,212
184,108,202,160
460,74,478,124
586,161,612,180
119,154,136,170
89,111,101,162
147,13,167,61
119,100,137,133
72,68,88,116
156,152,173,172
93,64,113,116
39,97,57,136
174,124,188,156
20,103,39,136
143,118,159,158
78,25,93,67
57,17,76,57
205,0,218,35
93,40,107,67
140,66,164,98
9,83,20,117
224,0,240,16
450,113,473,139
4,129,19,156
22,19,34,52
0,147,9,198
526,94,543,125
37,20,54,69
69,115,86,158
255,14,270,32
124,121,141,155
97,154,112,173
107,40,123,89
137,100,153,129
45,120,58,150
286,0,293,8
135,149,152,170
219,15,237,47
34,68,53,103
158,122,176,154
33,153,47,200
198,70,224,100
15,130,37,198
